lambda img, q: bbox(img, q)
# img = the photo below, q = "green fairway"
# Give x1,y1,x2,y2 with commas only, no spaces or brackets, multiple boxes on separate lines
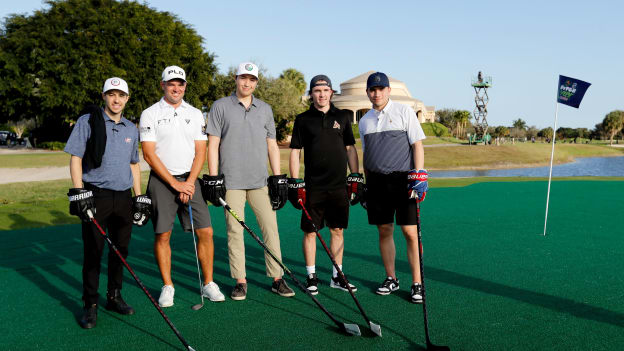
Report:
1,180,623,350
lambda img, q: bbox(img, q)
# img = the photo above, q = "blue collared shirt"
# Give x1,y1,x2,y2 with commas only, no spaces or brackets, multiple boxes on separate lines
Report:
64,109,139,191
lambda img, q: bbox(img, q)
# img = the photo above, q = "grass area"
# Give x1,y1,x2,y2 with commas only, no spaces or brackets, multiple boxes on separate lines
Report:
426,143,624,170
0,151,69,168
3,139,622,170
2,174,623,231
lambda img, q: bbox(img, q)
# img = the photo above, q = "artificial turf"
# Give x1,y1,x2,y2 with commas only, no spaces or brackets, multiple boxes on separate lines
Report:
1,180,623,350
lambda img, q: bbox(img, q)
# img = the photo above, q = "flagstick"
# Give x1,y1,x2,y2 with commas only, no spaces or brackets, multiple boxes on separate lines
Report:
543,102,559,236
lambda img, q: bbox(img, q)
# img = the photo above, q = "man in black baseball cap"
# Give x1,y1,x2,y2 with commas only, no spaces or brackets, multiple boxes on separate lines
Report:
288,74,362,295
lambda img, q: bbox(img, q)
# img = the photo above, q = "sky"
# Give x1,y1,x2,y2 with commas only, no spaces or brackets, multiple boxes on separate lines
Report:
1,0,622,129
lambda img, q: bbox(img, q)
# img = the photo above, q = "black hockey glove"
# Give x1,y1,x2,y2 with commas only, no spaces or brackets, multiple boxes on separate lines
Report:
68,188,96,222
132,195,152,227
360,185,368,210
268,174,288,210
200,174,226,207
287,178,306,210
346,172,365,205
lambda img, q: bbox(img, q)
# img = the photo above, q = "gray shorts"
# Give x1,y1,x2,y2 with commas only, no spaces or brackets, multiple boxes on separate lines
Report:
147,172,212,234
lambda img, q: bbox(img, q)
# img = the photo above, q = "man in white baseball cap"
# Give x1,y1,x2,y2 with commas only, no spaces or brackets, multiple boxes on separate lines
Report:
140,65,225,307
102,77,129,95
64,76,149,328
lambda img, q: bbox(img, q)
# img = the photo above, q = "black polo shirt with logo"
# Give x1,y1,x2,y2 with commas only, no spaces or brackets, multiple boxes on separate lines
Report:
290,104,355,191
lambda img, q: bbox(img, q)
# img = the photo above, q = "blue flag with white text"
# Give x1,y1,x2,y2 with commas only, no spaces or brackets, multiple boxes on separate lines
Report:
557,75,590,108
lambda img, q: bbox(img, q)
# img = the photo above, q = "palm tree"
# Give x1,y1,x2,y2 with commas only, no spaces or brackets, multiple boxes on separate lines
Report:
512,118,527,130
603,110,624,145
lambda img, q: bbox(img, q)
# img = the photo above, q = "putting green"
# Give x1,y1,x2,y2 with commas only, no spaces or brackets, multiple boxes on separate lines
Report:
1,181,623,350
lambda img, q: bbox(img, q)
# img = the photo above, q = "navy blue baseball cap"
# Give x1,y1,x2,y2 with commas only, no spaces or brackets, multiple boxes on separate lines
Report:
366,72,390,90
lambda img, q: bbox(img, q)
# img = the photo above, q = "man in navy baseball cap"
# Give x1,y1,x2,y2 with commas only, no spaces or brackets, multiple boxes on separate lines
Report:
366,72,390,90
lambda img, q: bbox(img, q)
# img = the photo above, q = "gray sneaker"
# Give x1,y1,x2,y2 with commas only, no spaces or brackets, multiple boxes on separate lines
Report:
231,283,247,301
271,279,295,297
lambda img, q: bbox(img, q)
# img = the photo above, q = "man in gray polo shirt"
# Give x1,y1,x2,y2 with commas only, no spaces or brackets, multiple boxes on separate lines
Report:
204,62,294,300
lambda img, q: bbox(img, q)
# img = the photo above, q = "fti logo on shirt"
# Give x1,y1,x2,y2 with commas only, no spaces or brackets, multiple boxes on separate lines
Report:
333,121,340,129
125,137,132,143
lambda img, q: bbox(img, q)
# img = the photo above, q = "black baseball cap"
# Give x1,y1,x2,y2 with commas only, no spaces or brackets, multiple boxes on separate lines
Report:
367,72,390,90
310,75,334,91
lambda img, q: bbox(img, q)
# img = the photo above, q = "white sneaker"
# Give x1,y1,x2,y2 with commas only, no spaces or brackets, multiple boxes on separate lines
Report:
202,282,225,302
158,285,175,307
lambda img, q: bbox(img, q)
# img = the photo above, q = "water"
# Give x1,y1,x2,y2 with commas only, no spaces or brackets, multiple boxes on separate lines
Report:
429,156,624,178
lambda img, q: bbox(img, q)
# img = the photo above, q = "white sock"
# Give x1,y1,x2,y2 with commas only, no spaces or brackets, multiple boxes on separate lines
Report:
306,265,316,275
332,265,342,278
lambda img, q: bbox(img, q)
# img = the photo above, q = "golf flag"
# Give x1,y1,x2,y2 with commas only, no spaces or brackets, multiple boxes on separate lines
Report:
557,75,591,108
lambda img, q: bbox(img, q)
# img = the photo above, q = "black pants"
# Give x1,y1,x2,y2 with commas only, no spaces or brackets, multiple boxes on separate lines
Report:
81,183,133,306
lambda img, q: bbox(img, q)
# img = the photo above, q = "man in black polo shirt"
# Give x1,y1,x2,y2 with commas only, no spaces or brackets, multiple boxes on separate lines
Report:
288,75,362,295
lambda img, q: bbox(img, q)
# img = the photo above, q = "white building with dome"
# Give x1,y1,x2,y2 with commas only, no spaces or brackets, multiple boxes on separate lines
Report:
329,71,435,124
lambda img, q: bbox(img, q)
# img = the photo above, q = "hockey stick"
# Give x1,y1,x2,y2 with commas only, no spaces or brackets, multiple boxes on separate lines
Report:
188,204,205,311
218,197,361,336
415,203,450,351
299,200,382,337
87,211,196,351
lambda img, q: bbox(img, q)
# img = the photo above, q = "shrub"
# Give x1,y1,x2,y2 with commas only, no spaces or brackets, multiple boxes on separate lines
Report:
421,122,450,137
39,141,66,150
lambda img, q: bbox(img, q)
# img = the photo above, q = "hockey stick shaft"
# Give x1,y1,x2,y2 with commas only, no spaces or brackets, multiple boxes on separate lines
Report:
299,200,381,335
89,213,195,351
218,197,360,336
415,203,449,350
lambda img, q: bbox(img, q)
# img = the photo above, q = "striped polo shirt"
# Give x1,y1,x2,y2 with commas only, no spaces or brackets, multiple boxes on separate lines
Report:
358,99,426,174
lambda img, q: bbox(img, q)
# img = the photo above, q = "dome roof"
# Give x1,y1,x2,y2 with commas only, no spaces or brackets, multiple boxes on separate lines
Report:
338,70,414,98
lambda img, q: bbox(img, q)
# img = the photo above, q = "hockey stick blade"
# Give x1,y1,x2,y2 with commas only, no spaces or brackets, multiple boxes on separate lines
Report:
369,321,382,337
299,200,381,337
218,198,361,337
342,322,362,336
427,342,450,351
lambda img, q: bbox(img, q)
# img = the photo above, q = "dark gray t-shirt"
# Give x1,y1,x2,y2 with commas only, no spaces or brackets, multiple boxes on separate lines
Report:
205,94,276,190
64,110,139,191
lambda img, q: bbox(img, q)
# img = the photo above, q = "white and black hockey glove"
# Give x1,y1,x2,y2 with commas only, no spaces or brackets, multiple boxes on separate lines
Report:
68,188,96,222
132,195,152,226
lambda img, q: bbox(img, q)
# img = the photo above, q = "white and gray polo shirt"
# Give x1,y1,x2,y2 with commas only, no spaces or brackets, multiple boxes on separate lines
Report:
359,99,426,174
139,98,207,175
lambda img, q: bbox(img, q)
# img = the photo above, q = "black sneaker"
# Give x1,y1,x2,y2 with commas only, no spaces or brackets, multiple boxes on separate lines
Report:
306,273,319,295
231,283,247,301
376,276,400,295
105,289,135,315
271,279,295,297
79,304,98,329
330,275,357,292
411,283,424,304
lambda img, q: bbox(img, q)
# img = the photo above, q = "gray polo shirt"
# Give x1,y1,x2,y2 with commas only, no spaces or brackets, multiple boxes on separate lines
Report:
205,94,276,190
64,110,140,191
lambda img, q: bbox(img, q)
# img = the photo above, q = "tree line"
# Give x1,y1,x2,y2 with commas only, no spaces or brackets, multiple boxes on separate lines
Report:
0,0,306,144
436,108,624,144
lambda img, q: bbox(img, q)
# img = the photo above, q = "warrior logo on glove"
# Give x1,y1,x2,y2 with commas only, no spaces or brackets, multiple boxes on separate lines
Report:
287,178,306,210
68,188,96,222
132,195,152,226
346,172,365,205
407,169,428,202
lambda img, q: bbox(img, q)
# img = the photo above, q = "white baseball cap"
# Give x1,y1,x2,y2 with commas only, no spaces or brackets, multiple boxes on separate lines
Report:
102,77,129,94
236,62,259,78
162,65,186,82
